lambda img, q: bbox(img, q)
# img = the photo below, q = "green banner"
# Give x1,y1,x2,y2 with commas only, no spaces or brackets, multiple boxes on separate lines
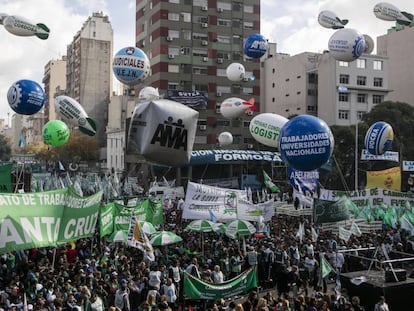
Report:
314,196,351,224
0,163,12,193
183,267,257,300
99,203,114,237
0,188,102,254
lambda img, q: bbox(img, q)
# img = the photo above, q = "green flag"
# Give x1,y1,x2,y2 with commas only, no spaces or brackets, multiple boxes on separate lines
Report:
263,170,280,193
0,163,12,193
318,253,334,288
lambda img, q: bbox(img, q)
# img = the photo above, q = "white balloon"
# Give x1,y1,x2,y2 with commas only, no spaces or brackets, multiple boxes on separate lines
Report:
318,10,348,29
328,28,366,62
220,97,255,119
249,113,289,148
139,87,160,101
218,132,233,146
226,63,245,82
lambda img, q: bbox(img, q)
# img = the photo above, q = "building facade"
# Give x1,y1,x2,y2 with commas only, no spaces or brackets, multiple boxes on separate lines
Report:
261,50,389,126
66,12,113,158
130,0,262,183
43,56,67,122
377,25,414,106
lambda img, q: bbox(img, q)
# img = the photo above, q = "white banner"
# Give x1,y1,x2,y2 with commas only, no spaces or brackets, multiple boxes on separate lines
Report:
319,188,414,208
237,198,275,222
403,161,414,172
361,149,399,162
182,182,275,221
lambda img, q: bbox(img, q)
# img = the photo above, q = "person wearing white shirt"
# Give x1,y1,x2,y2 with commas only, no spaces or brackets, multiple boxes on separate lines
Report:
212,265,225,284
374,296,390,311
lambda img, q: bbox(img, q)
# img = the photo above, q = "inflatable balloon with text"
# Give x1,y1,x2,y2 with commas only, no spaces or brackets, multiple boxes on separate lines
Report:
42,120,70,147
364,121,394,155
7,79,45,115
328,28,366,62
112,47,150,86
279,115,334,171
243,33,268,58
249,113,289,148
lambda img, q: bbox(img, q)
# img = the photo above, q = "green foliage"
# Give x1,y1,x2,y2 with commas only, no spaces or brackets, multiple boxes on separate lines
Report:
320,101,414,191
0,134,11,161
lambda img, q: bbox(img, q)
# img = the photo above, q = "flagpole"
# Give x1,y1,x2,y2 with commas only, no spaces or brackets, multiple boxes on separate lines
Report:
355,121,358,191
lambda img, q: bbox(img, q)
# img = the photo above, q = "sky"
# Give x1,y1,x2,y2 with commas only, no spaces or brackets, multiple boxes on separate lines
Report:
0,0,412,124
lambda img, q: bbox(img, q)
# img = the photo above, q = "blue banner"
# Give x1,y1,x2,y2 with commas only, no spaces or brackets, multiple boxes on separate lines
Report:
189,150,283,165
288,167,319,193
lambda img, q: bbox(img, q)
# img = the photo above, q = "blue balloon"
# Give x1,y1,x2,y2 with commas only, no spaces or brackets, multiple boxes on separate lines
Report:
364,121,394,155
7,79,45,115
279,115,334,171
243,33,268,58
112,47,150,86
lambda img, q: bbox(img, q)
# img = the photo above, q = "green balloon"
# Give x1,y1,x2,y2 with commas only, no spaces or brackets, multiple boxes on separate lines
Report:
42,120,70,147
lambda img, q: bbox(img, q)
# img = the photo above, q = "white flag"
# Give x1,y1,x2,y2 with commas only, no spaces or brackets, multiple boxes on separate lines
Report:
295,222,305,243
311,227,319,243
338,226,352,242
349,221,362,237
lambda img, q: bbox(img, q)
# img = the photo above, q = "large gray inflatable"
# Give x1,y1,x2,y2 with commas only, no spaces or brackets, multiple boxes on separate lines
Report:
127,99,199,167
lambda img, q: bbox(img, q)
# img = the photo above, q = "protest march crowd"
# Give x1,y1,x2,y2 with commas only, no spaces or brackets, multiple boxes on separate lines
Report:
1,195,409,311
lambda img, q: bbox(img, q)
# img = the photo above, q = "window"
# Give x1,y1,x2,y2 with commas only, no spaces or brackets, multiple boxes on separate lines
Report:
193,0,207,6
216,119,231,126
339,93,348,102
339,61,348,67
169,0,179,3
272,83,275,88
194,84,208,92
242,87,253,95
193,15,208,23
182,29,192,40
373,77,383,87
168,64,179,73
217,51,231,60
357,76,366,86
217,35,231,43
217,69,227,77
357,111,365,120
339,74,349,84
217,1,231,11
338,110,349,120
217,18,231,27
181,12,191,22
216,85,231,94
168,82,179,90
307,106,317,112
192,48,208,57
168,13,180,21
357,93,367,103
308,73,317,84
192,66,207,75
168,47,180,56
168,30,180,38
356,59,366,69
232,19,241,28
373,60,383,70
373,94,384,104
232,1,242,11
193,32,208,40
244,5,253,13
244,21,253,29
180,46,191,55
308,89,317,96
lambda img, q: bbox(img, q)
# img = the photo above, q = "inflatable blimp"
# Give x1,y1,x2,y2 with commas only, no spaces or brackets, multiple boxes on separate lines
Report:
2,15,49,39
318,10,349,29
220,97,256,119
55,95,97,136
373,2,413,26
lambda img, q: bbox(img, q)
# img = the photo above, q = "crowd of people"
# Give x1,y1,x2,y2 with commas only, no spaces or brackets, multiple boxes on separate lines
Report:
1,196,410,311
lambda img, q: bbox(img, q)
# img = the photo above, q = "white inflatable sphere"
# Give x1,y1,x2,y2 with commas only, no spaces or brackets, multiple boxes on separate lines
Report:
226,63,245,82
328,28,366,62
139,86,160,101
218,132,233,146
249,113,289,148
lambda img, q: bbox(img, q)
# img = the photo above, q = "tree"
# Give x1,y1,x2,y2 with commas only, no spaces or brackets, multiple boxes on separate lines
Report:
320,101,414,191
0,134,11,161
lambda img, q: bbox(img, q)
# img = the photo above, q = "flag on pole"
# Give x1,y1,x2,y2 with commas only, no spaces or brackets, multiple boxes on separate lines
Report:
311,226,319,243
295,222,305,243
400,214,414,236
349,221,362,237
318,253,334,287
338,226,352,242
263,170,281,193
127,214,155,261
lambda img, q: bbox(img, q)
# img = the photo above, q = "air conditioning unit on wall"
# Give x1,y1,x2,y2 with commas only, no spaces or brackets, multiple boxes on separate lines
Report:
166,36,173,41
199,125,207,130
